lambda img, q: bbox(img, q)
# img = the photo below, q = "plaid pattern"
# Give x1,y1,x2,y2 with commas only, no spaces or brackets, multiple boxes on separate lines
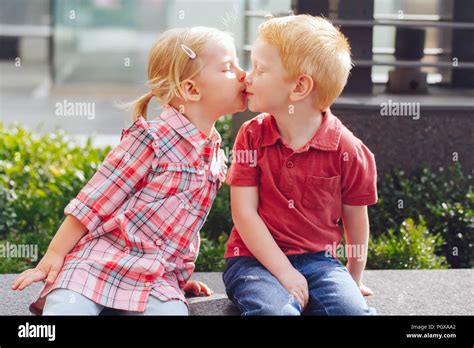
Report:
30,106,227,314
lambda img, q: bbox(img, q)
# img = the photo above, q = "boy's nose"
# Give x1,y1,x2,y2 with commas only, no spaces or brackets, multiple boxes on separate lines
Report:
243,70,252,84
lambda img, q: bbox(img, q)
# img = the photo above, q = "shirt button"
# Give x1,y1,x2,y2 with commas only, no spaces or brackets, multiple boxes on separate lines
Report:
203,164,210,171
155,239,163,246
145,281,152,287
123,246,130,254
286,160,294,168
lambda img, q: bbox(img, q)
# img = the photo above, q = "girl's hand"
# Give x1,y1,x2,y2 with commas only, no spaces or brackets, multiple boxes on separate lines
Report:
183,280,214,296
358,282,374,297
11,249,65,291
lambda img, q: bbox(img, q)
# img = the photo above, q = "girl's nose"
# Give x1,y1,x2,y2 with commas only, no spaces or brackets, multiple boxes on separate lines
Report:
238,69,247,83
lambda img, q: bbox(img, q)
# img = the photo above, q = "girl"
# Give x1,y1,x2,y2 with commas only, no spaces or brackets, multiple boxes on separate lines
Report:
11,26,247,315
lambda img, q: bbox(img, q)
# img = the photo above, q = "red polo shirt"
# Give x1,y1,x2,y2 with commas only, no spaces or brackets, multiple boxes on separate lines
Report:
224,109,378,258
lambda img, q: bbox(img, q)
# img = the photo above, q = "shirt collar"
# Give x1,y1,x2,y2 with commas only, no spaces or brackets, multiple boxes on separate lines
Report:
160,105,222,149
261,109,342,152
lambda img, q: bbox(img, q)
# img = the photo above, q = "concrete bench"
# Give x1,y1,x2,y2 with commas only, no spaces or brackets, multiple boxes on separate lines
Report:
1,270,472,315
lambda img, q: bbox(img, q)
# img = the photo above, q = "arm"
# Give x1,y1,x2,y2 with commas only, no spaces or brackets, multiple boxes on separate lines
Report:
342,204,373,296
12,124,155,291
11,215,87,290
231,186,308,309
48,215,87,256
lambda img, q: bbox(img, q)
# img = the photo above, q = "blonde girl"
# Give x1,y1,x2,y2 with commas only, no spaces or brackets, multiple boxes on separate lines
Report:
12,26,247,315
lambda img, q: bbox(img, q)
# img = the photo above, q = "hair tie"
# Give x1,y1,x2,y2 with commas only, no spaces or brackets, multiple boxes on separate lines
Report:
180,44,197,59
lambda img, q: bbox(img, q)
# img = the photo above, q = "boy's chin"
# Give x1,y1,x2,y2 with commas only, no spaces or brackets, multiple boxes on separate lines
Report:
247,102,262,113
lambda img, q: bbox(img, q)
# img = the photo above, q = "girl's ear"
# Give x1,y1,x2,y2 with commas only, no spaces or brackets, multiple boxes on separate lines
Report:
289,74,314,102
181,79,201,102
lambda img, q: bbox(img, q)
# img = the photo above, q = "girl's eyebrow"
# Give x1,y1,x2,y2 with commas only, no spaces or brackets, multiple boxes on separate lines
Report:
220,57,238,65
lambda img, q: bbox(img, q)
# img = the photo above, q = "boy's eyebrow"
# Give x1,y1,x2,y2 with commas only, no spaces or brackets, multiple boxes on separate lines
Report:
250,52,267,67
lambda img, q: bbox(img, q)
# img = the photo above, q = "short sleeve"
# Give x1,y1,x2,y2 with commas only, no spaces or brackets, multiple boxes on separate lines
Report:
64,120,155,233
226,122,259,187
341,141,378,206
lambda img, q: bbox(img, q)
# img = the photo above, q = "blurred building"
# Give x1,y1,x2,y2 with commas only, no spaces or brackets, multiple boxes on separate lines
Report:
0,0,473,173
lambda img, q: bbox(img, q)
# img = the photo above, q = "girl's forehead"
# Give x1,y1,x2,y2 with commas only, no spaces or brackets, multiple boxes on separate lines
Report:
201,40,236,62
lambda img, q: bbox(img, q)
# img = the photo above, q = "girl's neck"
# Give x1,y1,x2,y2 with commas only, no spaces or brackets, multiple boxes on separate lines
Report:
169,101,217,138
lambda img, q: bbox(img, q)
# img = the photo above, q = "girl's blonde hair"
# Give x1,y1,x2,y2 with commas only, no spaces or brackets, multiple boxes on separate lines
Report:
259,15,352,110
130,27,234,121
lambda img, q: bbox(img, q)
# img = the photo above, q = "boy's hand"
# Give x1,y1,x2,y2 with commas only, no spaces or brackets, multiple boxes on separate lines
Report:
276,267,308,310
11,249,65,291
358,282,374,297
183,280,214,296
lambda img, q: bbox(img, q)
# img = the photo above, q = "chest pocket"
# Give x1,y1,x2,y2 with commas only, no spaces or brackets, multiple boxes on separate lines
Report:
153,162,206,190
301,175,342,211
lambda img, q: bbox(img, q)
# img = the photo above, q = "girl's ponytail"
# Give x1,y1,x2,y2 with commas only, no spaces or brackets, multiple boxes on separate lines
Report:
132,91,154,121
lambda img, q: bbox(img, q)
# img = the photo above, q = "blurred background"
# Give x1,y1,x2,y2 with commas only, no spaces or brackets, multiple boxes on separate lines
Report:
0,0,472,272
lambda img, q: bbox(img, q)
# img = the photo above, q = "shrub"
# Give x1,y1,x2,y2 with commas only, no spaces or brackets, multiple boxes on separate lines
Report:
0,123,110,273
369,165,473,268
195,234,228,272
367,218,448,269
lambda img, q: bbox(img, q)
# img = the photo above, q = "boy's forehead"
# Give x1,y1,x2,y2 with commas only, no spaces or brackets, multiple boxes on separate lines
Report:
251,38,278,62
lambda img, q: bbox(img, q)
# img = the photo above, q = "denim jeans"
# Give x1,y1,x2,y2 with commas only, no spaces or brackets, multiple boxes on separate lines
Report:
223,251,376,316
42,288,189,315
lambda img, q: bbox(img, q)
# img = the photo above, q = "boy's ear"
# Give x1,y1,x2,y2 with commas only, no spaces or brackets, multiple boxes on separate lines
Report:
181,79,201,102
289,74,314,102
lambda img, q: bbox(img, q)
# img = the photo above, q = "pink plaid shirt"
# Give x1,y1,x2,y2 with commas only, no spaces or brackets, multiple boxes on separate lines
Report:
30,106,227,314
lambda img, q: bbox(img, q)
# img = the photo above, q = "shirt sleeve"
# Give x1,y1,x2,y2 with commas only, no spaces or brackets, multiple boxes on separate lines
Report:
226,122,260,187
341,141,378,206
64,123,155,233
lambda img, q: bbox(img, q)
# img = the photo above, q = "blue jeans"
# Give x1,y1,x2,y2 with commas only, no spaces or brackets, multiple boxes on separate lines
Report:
223,252,376,316
42,288,189,315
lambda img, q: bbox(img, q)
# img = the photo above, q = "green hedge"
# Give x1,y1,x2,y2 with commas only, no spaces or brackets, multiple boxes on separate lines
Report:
0,124,110,272
0,121,472,273
369,165,473,268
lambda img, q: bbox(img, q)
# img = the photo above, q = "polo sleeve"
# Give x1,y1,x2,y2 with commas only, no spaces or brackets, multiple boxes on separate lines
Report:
226,122,260,187
341,141,378,206
64,120,155,233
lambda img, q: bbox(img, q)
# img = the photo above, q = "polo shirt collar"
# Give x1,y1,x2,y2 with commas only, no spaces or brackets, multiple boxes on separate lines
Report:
160,105,222,149
261,109,342,151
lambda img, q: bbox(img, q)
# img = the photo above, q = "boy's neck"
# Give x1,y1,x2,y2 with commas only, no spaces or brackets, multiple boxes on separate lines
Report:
169,101,217,139
271,105,324,151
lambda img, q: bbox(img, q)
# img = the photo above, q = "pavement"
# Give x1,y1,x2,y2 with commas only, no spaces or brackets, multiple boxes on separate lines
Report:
0,269,473,315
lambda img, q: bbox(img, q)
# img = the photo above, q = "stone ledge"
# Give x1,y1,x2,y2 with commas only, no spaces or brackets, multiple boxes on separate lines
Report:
1,270,472,315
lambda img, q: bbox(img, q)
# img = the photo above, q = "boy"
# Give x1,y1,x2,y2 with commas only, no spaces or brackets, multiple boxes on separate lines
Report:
223,15,378,315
